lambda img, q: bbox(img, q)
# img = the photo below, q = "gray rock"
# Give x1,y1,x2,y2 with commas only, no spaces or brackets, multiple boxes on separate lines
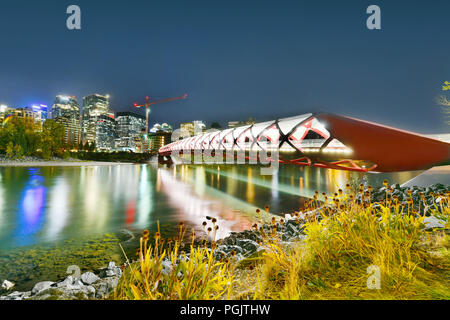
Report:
226,245,244,254
65,279,85,291
92,276,120,299
100,262,122,278
234,253,245,262
7,291,22,297
236,239,259,253
105,270,116,277
31,281,54,295
1,280,14,290
56,276,74,288
83,285,96,298
424,216,446,230
21,291,31,300
80,272,100,285
161,260,173,276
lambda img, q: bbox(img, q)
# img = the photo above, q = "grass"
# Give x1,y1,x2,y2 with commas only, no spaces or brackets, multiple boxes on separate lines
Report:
114,182,450,300
251,183,450,300
114,222,235,300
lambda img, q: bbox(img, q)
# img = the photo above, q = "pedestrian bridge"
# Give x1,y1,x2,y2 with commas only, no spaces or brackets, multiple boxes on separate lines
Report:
158,113,450,173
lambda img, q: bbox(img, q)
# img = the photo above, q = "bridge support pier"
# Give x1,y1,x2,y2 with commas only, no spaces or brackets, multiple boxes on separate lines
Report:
158,154,173,165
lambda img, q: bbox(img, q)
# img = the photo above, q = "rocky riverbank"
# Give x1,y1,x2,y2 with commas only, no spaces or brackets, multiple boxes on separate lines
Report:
368,183,448,215
0,261,123,300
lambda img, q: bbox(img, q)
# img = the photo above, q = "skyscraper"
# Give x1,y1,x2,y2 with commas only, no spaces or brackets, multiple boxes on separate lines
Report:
82,94,116,151
148,130,172,152
180,120,206,136
51,96,81,145
96,115,117,151
115,112,146,152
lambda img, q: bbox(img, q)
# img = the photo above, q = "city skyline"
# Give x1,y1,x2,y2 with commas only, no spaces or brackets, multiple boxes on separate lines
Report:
0,92,236,130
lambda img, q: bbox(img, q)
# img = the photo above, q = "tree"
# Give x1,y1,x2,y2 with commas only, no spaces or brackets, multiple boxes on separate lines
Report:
13,144,24,159
41,119,65,158
0,117,31,155
87,141,96,152
5,141,14,159
436,81,450,125
210,122,222,129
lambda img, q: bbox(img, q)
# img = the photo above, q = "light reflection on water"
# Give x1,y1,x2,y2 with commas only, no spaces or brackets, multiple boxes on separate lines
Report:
0,164,422,252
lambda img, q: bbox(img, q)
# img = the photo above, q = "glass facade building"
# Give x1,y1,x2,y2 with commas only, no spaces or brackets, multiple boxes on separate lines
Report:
115,112,146,152
82,94,116,151
51,96,81,145
95,115,117,151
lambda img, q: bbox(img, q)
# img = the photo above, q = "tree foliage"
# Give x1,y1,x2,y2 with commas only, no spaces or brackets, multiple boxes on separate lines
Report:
0,117,66,159
436,81,450,125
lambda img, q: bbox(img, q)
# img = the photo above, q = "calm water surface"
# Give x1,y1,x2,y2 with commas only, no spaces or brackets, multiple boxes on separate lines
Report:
0,164,421,289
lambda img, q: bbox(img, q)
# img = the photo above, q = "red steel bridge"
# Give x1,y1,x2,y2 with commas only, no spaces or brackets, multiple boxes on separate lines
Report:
158,113,450,173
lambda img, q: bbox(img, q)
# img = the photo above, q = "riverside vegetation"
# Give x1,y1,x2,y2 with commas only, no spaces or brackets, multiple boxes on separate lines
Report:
114,181,449,300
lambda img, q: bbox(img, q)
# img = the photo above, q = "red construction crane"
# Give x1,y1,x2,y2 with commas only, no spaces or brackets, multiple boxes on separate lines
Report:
134,93,188,136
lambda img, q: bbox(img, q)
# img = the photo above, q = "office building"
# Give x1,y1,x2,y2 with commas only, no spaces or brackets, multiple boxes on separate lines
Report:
180,120,206,137
115,112,146,151
149,130,172,152
51,95,81,145
228,118,255,128
82,94,116,151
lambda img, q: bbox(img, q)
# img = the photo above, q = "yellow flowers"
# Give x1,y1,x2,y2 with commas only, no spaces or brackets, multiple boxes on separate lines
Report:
115,226,234,300
253,185,449,300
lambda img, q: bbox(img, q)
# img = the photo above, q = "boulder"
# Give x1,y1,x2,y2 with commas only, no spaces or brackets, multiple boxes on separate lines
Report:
105,261,122,277
93,276,120,299
161,260,173,276
66,279,85,291
56,276,74,288
80,272,100,285
424,216,446,230
1,280,14,291
236,239,259,253
31,281,54,295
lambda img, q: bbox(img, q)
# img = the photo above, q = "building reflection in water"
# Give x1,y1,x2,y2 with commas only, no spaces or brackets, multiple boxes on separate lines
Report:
83,167,108,232
246,167,255,204
158,167,256,239
0,172,4,234
179,164,423,215
46,177,70,241
136,164,153,228
15,169,46,246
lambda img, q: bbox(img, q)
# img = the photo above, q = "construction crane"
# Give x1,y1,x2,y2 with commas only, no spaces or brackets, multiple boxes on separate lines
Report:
134,93,188,136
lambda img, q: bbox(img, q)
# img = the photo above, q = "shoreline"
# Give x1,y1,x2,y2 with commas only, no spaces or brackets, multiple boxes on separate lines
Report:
0,160,136,167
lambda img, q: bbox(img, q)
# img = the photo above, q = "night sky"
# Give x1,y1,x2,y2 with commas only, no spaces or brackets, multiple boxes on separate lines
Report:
0,0,449,133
